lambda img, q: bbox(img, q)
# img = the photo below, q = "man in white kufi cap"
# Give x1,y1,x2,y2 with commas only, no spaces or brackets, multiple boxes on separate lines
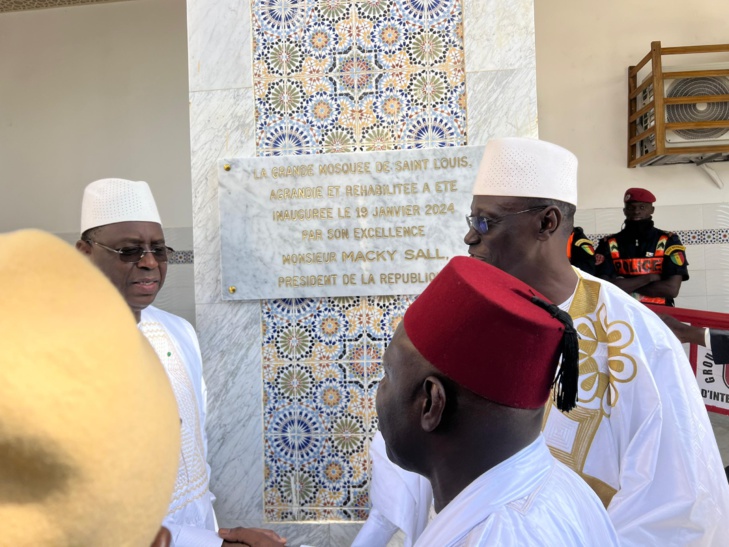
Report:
77,179,285,547
356,138,729,547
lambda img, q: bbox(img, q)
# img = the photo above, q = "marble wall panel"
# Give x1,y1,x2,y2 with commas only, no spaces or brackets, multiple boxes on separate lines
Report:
189,0,540,535
329,523,366,546
465,68,538,146
187,0,252,92
463,0,536,72
217,147,483,300
189,84,262,529
197,301,265,525
190,88,256,257
194,251,223,306
263,522,331,547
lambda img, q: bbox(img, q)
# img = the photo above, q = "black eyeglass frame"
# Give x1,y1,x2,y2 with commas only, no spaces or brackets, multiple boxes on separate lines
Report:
86,240,175,263
465,205,549,236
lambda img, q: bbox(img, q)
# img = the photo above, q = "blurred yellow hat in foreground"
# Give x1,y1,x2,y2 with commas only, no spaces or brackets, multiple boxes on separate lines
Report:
0,230,180,547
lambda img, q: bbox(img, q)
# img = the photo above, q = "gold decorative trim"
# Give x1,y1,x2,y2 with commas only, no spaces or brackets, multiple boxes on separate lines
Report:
581,474,618,508
543,402,602,473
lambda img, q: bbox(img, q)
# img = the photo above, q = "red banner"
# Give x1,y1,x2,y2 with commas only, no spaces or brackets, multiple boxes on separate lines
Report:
647,305,729,416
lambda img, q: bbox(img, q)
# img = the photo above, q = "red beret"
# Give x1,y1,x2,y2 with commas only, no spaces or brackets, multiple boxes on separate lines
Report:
403,256,578,410
624,187,656,203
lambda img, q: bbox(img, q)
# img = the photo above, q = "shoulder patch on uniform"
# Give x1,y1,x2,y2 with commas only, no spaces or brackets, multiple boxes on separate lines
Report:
670,251,686,266
575,238,595,256
665,244,686,255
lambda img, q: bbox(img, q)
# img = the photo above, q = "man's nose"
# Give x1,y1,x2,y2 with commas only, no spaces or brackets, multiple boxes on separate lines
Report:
137,250,160,269
464,227,480,245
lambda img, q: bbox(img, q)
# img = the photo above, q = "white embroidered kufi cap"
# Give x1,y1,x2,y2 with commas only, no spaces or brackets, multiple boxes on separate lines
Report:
80,178,162,233
472,138,578,206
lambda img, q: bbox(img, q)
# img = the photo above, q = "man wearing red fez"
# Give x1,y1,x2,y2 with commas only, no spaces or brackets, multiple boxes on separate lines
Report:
594,188,688,306
356,138,729,547
375,257,618,546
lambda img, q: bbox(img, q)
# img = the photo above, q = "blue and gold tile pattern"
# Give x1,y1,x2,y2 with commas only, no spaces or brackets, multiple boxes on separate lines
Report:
252,0,467,156
261,294,411,521
252,4,464,520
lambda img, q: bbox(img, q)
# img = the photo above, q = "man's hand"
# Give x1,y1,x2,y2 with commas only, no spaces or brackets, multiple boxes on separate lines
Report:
658,314,706,346
150,527,172,547
220,527,287,546
607,273,660,295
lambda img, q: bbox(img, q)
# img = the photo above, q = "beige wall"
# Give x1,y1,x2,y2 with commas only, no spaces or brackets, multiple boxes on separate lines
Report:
535,0,729,210
0,0,191,234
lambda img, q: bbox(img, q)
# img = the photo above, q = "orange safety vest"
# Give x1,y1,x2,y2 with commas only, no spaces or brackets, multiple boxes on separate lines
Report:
609,235,668,304
566,232,574,260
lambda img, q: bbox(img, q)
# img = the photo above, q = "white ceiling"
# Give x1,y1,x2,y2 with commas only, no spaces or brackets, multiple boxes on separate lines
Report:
0,0,133,14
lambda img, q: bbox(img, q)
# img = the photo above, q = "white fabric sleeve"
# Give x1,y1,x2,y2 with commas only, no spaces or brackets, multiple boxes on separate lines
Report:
352,508,399,547
167,524,223,547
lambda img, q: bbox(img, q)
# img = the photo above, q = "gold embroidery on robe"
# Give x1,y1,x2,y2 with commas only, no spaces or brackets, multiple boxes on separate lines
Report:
541,273,637,507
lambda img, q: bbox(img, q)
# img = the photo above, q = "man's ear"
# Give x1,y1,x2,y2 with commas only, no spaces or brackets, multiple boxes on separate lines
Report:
420,375,447,432
76,239,92,255
537,206,562,240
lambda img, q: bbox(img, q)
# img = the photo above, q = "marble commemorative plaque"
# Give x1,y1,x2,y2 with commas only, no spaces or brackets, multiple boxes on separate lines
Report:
218,146,485,299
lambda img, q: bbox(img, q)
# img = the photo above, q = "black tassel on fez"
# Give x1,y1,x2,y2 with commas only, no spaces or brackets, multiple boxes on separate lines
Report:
531,297,580,412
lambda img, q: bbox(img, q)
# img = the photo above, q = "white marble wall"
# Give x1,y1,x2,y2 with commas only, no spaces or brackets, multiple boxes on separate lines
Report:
187,0,537,544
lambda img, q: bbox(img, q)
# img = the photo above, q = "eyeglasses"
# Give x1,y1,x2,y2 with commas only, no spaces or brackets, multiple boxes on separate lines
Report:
87,240,174,263
465,206,548,235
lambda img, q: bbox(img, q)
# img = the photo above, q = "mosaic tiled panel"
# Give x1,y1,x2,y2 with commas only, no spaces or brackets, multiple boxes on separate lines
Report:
262,295,414,521
254,0,467,522
169,250,194,265
589,229,729,246
252,0,467,154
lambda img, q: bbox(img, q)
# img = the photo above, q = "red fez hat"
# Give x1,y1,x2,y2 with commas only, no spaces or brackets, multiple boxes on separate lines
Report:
623,187,656,203
403,256,579,411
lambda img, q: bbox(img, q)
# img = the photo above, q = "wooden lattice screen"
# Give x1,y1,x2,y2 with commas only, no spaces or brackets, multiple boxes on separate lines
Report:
628,41,729,168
